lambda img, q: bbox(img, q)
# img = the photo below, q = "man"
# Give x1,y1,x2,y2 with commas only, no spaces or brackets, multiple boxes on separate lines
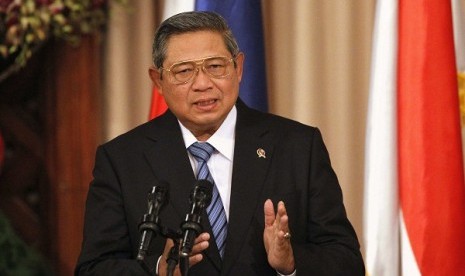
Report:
76,11,364,275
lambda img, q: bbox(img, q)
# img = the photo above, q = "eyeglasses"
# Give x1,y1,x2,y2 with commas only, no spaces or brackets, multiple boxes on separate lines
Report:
160,56,235,84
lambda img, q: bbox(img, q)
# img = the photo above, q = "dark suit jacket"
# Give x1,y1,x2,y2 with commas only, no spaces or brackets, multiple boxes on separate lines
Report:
75,100,364,275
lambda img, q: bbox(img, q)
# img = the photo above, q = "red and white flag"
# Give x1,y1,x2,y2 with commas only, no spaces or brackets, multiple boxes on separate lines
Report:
364,0,465,275
149,0,195,119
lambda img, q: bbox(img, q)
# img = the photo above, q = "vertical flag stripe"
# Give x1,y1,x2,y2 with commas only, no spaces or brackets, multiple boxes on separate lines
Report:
149,91,168,119
195,0,268,112
453,0,465,72
453,0,465,172
398,0,465,275
363,0,399,275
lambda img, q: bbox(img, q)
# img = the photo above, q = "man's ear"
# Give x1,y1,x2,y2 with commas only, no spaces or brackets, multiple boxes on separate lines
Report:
234,52,245,83
148,66,163,94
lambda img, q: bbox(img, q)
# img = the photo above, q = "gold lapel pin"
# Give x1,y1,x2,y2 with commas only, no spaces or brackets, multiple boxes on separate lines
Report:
257,148,266,158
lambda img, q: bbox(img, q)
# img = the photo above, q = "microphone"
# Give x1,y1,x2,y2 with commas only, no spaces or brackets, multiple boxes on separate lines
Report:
180,179,213,257
137,181,169,262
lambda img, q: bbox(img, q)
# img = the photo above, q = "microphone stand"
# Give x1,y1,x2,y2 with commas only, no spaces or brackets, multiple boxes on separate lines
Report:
180,255,189,276
163,236,192,276
137,211,160,274
159,227,183,276
137,186,165,274
166,239,179,276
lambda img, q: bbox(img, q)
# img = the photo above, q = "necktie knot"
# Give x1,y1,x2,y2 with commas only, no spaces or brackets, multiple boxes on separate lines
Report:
188,142,216,164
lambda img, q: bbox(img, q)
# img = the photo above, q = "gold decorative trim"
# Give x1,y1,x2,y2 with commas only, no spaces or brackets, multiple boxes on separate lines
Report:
459,71,465,126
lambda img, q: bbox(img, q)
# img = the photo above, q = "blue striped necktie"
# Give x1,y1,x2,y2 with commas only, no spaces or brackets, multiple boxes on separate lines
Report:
188,142,228,258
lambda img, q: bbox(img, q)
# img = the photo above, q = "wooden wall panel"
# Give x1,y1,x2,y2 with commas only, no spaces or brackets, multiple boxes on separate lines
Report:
44,36,102,276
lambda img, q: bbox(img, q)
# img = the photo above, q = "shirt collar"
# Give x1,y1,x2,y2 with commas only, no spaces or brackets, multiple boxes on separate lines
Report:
179,106,236,161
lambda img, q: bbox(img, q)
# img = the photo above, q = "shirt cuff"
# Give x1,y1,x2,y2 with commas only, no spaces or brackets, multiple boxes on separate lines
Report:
277,269,296,276
155,255,162,275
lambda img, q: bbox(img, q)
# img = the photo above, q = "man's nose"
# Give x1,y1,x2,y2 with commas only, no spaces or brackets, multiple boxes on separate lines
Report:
191,66,213,88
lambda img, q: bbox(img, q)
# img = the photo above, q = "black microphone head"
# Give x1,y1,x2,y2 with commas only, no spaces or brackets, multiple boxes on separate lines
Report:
150,180,170,192
148,181,170,207
191,179,213,206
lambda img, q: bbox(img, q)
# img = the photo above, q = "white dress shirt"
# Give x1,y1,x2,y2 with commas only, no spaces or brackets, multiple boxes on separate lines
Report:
179,106,236,220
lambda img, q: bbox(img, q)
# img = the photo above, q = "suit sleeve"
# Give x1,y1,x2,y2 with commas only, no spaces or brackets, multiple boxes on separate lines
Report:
292,128,365,275
75,145,154,276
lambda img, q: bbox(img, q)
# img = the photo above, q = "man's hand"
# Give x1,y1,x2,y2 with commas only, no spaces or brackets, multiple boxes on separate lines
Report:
157,233,210,276
263,199,295,275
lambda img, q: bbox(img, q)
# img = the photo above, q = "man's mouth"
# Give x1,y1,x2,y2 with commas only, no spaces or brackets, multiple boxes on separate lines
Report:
195,99,217,106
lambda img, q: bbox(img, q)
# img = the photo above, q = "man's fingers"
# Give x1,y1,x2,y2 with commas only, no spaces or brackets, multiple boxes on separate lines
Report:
264,199,275,226
277,201,290,230
191,240,209,254
277,201,287,216
278,215,289,232
163,238,175,256
195,232,210,243
188,252,204,266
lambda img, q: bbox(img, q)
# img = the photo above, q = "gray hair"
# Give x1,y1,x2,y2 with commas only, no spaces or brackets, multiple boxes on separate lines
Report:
152,11,240,69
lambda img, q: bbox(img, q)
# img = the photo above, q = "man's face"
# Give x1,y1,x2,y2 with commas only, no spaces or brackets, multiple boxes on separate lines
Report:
150,31,244,139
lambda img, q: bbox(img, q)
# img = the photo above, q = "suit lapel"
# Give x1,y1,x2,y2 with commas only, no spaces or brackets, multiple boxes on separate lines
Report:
144,111,194,222
222,101,275,274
